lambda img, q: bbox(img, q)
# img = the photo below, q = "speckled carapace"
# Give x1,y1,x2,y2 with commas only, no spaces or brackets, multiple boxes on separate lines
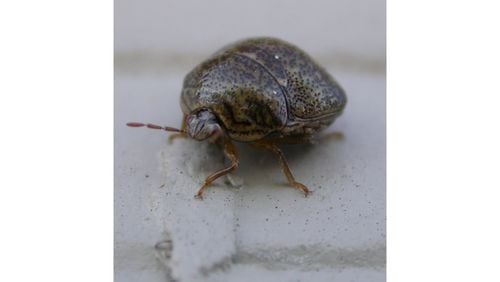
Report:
181,37,346,142
127,37,347,199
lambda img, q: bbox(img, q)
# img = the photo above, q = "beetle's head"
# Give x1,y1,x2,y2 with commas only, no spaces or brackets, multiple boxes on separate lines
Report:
125,109,223,142
186,109,223,141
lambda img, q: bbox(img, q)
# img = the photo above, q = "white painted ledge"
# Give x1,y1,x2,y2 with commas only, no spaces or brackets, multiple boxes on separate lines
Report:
115,68,386,281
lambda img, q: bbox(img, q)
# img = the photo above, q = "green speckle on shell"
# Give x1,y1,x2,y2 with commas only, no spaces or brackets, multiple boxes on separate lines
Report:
181,37,347,142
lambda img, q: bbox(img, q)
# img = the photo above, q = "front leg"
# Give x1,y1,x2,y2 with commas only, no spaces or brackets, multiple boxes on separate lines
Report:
195,138,239,199
168,115,188,144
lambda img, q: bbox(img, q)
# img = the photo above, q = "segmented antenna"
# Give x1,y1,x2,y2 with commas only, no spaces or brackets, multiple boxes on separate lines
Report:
126,122,186,134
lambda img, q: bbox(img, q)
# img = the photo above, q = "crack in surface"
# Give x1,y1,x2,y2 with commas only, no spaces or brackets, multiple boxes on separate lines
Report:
196,244,386,278
199,255,235,277
233,244,386,271
115,52,386,74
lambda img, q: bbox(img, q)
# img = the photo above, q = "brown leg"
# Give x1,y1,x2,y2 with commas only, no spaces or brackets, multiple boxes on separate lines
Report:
266,135,313,145
195,138,239,199
168,115,188,144
319,131,344,142
253,141,310,197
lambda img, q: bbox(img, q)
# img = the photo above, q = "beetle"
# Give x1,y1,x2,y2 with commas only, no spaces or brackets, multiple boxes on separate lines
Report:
127,37,347,199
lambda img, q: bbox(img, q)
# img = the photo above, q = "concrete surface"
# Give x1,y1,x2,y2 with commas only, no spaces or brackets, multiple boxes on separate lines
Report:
115,1,385,281
115,68,385,281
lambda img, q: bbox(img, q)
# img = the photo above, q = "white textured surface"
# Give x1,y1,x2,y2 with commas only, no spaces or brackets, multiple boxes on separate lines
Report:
115,0,385,281
115,69,385,281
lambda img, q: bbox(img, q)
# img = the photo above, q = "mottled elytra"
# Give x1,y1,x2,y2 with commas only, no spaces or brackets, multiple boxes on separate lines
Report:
128,37,347,199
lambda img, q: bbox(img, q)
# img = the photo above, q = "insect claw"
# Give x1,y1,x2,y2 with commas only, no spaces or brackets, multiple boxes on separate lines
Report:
302,189,309,197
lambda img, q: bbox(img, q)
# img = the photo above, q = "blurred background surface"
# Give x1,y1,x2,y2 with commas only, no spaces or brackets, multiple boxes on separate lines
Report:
115,0,385,73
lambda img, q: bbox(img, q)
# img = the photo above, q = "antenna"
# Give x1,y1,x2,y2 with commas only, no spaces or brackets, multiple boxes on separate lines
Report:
126,122,186,134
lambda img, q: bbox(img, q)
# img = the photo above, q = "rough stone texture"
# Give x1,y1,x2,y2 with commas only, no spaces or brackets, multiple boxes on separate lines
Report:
115,69,386,281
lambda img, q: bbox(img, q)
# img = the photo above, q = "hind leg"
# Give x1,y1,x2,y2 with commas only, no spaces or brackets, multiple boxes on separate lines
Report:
253,141,310,197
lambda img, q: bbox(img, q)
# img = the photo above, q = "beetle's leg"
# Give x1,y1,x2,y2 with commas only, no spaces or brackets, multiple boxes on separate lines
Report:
319,131,344,142
267,135,314,145
168,115,188,144
195,138,239,199
269,131,344,145
253,141,310,197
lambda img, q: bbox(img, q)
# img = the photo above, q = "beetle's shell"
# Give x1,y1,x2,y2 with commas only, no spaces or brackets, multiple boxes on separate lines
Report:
181,37,347,142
